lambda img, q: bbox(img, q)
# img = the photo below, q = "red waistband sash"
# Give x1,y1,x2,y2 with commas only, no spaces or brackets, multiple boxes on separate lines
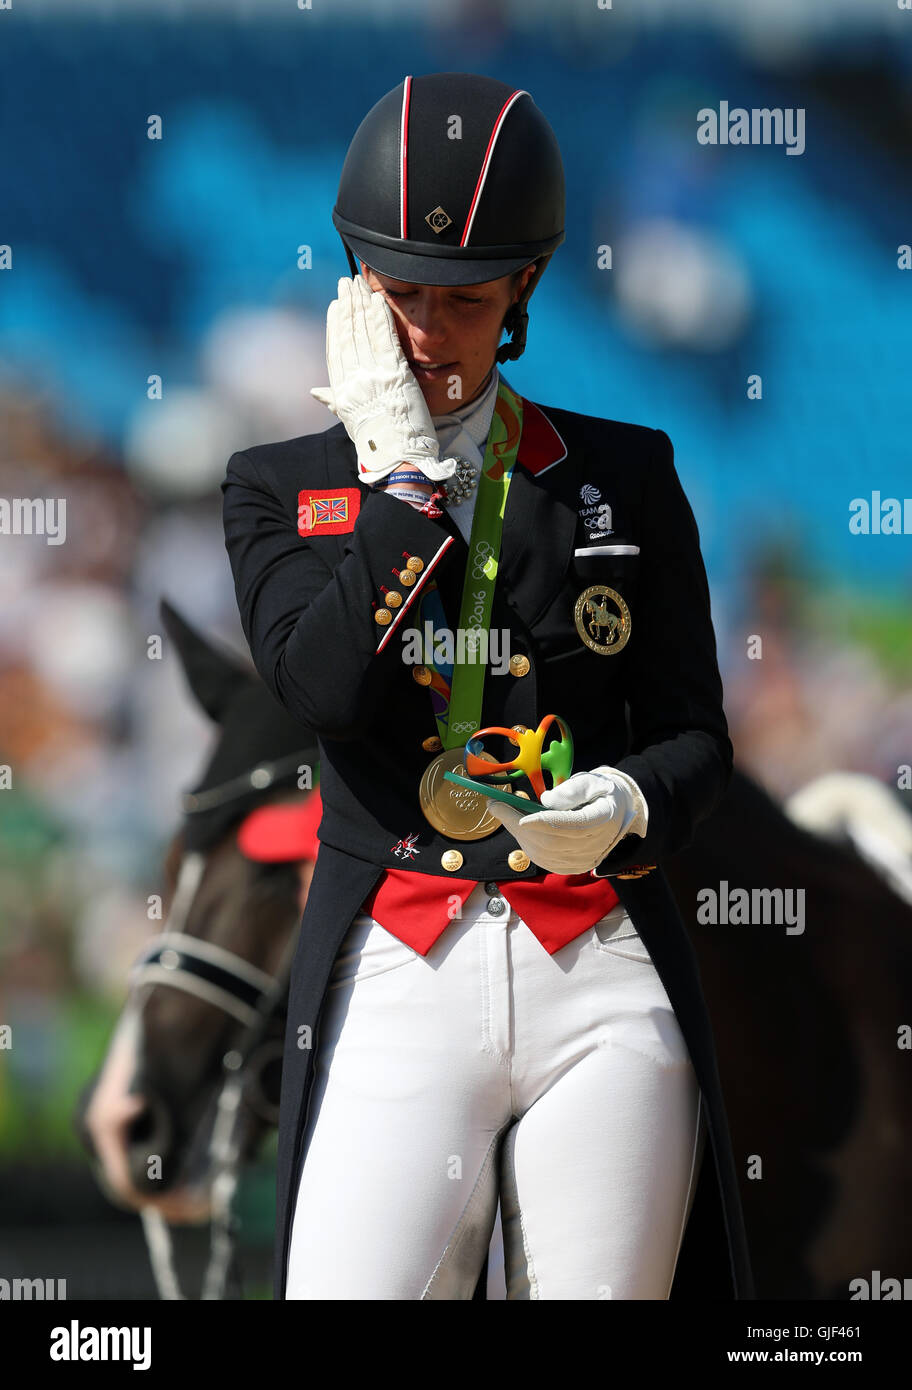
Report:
360,867,621,956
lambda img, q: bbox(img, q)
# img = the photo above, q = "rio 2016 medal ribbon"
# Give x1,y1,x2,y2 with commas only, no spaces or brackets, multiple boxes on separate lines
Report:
415,380,524,841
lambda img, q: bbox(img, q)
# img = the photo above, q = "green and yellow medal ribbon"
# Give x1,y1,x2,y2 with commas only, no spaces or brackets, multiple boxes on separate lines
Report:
418,379,524,750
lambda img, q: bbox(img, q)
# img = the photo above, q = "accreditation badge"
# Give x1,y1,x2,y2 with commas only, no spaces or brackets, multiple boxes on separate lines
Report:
574,584,631,655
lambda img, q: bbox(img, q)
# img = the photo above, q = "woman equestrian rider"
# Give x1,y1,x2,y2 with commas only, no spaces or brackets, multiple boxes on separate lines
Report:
221,71,754,1300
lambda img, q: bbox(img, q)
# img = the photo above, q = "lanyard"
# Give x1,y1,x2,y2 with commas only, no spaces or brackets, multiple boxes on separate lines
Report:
418,379,524,750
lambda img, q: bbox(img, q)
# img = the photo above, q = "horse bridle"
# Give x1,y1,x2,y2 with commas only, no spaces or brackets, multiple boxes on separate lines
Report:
133,746,316,1111
130,851,299,1117
126,826,305,1299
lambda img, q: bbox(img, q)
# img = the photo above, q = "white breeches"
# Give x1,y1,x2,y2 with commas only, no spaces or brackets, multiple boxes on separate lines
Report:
286,883,705,1300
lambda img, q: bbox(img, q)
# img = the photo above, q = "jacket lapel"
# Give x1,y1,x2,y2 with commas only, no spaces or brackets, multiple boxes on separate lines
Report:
498,397,576,628
426,507,469,628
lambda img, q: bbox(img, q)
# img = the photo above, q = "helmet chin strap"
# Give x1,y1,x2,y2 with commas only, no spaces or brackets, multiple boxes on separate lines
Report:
496,254,552,364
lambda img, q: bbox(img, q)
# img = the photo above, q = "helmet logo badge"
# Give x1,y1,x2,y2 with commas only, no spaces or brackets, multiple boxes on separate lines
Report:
425,206,453,234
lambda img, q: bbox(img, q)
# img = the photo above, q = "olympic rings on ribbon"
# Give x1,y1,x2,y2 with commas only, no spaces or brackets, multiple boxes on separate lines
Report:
470,540,494,579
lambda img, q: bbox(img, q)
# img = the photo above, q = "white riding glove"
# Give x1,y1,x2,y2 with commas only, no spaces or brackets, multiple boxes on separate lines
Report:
309,275,460,486
486,767,649,875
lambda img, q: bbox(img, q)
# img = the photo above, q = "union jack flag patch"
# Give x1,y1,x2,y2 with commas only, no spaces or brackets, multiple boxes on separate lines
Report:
297,487,361,536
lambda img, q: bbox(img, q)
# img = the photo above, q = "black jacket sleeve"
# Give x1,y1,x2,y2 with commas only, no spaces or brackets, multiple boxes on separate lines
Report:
592,428,733,875
221,447,457,740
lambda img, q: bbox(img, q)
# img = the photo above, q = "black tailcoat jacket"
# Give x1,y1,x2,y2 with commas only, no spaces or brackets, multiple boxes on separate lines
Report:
221,387,755,1301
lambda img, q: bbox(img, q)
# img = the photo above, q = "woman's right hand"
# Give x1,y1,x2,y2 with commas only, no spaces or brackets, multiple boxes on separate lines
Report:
309,276,459,487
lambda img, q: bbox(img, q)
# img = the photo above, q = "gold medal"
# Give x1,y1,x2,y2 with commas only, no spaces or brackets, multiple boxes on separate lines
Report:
419,747,501,841
574,585,631,655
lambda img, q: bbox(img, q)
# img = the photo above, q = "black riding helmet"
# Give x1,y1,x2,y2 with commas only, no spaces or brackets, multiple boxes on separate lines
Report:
332,72,565,362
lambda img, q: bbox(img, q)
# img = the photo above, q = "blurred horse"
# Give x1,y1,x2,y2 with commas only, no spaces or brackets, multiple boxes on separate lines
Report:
74,599,321,1297
665,770,912,1298
75,603,912,1298
786,771,912,908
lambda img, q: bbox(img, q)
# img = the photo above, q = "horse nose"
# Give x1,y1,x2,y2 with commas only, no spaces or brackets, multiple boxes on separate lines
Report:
72,1070,102,1158
125,1094,177,1192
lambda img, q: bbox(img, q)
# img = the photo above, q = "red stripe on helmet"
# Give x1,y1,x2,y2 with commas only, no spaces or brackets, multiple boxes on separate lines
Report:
400,76,412,240
461,89,529,247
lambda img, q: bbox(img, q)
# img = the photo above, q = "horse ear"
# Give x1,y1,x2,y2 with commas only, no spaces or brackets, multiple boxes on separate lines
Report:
159,596,255,724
